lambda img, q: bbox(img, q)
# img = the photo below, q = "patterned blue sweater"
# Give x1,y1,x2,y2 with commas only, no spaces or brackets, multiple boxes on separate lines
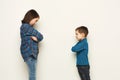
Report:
20,23,43,61
71,38,89,65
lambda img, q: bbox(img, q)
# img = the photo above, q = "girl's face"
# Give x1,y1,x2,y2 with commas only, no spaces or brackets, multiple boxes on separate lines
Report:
75,30,85,41
29,17,39,26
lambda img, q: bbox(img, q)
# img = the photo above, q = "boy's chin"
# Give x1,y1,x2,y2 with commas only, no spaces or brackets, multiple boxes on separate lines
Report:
77,38,81,41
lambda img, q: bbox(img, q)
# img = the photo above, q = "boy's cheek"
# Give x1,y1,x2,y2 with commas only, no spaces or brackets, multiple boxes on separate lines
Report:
77,36,82,41
76,36,78,39
76,37,79,41
75,36,77,39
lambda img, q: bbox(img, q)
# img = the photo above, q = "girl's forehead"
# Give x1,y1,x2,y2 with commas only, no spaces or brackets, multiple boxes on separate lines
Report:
32,18,39,21
34,17,39,19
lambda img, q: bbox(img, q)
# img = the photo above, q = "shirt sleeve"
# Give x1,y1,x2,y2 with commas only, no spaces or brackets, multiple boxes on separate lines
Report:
35,32,43,42
71,41,85,52
21,24,43,42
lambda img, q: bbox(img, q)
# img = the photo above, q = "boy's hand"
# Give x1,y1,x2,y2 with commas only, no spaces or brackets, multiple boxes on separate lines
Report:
31,36,38,42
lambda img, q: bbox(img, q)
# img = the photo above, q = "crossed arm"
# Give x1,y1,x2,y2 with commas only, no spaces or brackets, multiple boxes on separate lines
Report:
71,42,85,52
21,24,43,42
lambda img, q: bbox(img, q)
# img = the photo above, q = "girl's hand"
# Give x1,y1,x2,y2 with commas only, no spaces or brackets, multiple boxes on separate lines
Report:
31,36,38,42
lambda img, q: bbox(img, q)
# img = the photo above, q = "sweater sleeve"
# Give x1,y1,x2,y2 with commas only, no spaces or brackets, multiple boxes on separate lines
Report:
71,41,85,52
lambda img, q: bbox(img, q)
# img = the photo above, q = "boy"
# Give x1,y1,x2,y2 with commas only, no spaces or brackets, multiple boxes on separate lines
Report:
71,26,90,80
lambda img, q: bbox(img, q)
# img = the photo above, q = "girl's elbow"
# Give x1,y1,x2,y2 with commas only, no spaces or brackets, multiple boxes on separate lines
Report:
40,36,43,41
39,36,43,42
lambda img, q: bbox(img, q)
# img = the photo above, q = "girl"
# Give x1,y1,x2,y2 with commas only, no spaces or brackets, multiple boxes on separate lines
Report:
20,9,43,80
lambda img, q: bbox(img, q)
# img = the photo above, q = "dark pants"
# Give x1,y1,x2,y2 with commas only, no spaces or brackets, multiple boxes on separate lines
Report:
77,65,91,80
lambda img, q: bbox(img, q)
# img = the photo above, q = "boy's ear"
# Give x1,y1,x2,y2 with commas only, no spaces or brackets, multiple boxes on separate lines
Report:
82,33,85,37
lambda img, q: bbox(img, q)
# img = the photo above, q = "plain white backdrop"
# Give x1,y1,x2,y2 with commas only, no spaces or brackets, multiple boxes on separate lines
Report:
0,0,120,80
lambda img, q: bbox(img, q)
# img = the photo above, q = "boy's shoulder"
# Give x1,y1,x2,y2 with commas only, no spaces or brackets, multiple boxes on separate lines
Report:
79,38,88,46
80,38,87,43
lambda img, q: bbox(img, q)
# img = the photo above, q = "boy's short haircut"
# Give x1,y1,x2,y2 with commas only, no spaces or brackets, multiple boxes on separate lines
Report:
75,26,89,37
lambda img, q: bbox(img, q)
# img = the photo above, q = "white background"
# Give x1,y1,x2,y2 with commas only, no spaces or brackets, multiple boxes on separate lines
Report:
0,0,120,80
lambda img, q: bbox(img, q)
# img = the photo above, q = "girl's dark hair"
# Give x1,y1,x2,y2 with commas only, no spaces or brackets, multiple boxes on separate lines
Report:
75,26,89,37
22,9,39,23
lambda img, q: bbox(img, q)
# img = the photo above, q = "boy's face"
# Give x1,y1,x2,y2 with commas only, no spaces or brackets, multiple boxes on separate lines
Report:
75,30,85,41
29,17,39,26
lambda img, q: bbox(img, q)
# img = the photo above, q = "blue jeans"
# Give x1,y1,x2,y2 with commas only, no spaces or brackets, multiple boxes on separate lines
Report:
26,56,37,80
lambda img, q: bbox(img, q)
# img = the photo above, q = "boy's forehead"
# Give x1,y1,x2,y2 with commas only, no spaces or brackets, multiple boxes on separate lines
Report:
75,30,84,34
75,30,79,33
75,31,80,35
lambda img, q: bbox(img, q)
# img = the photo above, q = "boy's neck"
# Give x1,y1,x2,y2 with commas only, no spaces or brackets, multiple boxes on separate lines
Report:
79,37,86,41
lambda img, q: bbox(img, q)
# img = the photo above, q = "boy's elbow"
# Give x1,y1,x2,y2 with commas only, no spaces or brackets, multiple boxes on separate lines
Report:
71,47,76,52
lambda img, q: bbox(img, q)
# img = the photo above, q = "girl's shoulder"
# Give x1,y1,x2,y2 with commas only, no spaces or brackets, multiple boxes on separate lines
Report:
20,23,34,31
21,23,33,29
22,23,31,27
